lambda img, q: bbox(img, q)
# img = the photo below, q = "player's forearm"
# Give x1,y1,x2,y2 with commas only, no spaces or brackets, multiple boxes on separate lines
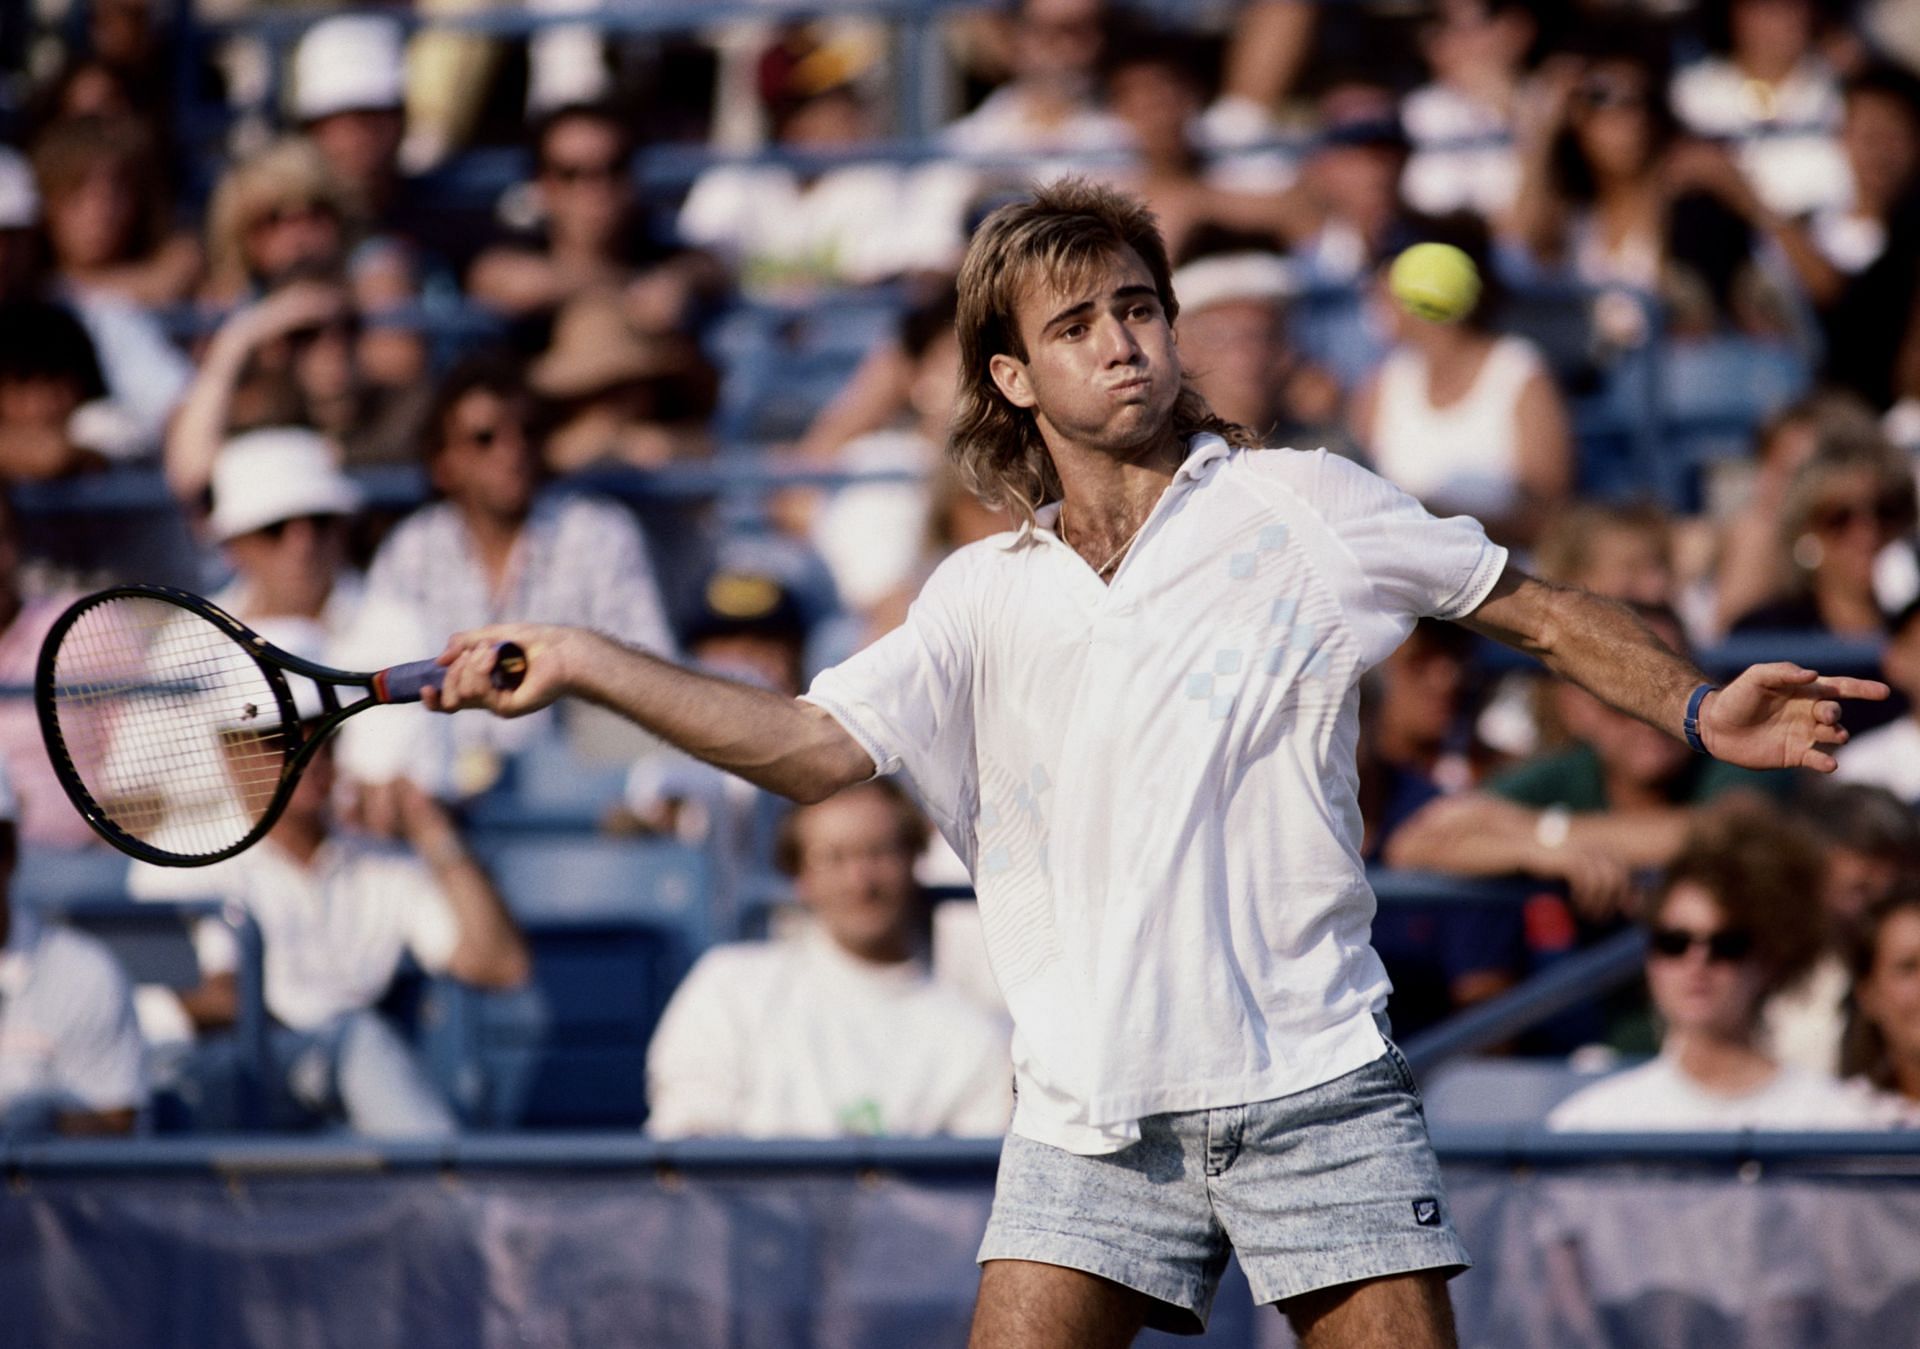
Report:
566,632,875,802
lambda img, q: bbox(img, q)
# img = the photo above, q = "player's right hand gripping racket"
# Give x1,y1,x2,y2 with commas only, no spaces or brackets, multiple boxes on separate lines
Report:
35,584,524,867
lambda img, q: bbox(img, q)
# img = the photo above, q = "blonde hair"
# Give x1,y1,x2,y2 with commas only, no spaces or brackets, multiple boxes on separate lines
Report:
206,138,351,290
950,179,1259,525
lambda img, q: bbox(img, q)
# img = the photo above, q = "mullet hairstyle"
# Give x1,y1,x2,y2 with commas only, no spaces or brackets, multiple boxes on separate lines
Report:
951,179,1260,526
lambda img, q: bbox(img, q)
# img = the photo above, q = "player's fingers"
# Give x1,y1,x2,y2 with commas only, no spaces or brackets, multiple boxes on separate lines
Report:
1807,676,1890,702
1802,746,1840,774
1812,719,1848,745
1746,662,1817,689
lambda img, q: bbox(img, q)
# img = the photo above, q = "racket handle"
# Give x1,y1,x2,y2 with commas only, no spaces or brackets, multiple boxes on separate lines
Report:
374,642,528,704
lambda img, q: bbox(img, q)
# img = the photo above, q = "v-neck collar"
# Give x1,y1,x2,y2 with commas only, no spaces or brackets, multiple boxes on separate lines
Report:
1032,434,1232,591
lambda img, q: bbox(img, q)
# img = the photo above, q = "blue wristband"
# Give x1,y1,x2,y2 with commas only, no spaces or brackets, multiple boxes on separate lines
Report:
1683,683,1716,756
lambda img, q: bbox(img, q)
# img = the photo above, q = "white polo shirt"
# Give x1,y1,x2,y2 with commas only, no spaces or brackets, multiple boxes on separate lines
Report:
803,436,1508,1154
1,914,147,1122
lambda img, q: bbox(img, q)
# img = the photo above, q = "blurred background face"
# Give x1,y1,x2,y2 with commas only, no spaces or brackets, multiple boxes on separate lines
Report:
1647,882,1767,1039
432,387,539,522
308,109,403,196
1843,91,1920,209
1572,63,1656,180
1015,0,1107,90
1824,845,1904,927
1177,299,1289,430
791,786,920,961
1560,682,1690,786
47,163,136,269
1858,907,1920,1075
1107,60,1200,162
1312,142,1406,231
1576,523,1673,606
1377,630,1468,751
537,116,630,249
1422,0,1533,89
224,513,348,617
1800,466,1906,593
1730,0,1815,71
245,197,342,283
780,91,872,148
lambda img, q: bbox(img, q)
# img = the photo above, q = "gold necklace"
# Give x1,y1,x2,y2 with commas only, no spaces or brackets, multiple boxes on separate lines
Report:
1061,507,1150,578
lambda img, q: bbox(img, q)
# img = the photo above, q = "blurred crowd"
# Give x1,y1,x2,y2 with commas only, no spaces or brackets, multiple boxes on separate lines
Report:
4,0,1920,1143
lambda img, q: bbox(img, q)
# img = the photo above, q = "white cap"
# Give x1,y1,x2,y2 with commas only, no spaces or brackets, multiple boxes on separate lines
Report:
209,427,363,543
291,15,406,122
0,147,41,230
1172,252,1297,316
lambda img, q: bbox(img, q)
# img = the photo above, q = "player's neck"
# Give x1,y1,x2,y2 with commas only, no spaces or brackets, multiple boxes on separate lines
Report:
1051,430,1185,552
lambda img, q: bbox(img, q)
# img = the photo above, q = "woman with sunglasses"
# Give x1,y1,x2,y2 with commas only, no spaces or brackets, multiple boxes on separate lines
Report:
1549,805,1894,1131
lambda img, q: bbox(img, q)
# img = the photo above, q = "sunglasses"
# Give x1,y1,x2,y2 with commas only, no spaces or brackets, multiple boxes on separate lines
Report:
1576,81,1648,112
1648,926,1755,962
541,159,624,186
253,512,344,542
1810,494,1910,534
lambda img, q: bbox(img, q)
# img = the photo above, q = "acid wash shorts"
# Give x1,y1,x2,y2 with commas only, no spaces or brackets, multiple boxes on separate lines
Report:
977,1024,1471,1335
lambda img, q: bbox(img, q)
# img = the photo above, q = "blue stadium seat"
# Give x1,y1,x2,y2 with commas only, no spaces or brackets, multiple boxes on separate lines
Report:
1422,1055,1638,1128
468,833,714,941
13,847,136,907
708,294,906,443
462,736,634,834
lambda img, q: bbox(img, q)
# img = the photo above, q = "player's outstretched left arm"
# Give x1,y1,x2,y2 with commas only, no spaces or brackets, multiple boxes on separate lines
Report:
1457,566,1887,773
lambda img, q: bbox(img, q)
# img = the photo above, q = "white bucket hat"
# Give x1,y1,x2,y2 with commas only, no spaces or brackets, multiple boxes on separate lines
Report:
291,15,407,122
1171,252,1297,316
209,427,363,543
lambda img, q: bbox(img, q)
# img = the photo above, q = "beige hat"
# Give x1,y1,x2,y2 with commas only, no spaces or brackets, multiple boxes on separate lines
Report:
209,427,363,542
528,291,687,401
291,15,406,122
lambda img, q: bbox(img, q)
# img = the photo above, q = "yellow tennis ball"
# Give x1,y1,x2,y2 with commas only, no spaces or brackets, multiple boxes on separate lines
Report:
1389,242,1481,324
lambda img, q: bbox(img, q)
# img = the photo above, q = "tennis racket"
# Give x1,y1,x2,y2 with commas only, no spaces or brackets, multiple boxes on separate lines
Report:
35,584,525,867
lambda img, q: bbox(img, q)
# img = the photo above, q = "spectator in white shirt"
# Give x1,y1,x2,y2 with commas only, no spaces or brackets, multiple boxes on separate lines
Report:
1550,805,1893,1131
365,355,677,779
1670,0,1851,218
0,768,146,1137
646,780,1012,1139
1402,0,1537,219
132,727,529,1137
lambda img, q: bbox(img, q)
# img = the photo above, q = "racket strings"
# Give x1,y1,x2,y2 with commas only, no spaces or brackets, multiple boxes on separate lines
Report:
48,597,290,859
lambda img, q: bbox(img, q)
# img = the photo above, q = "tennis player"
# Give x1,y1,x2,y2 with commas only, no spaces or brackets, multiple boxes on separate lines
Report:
430,180,1885,1348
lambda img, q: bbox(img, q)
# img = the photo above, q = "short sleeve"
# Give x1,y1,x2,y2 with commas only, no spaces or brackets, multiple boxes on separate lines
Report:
383,858,461,974
1311,452,1508,658
799,551,978,834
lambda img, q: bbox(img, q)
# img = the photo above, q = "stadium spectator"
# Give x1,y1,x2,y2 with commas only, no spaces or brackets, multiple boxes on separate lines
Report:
1548,805,1890,1130
0,771,145,1138
1835,597,1920,799
131,707,529,1138
471,102,714,329
0,143,186,452
1359,619,1524,1037
943,0,1130,169
1671,0,1851,218
200,138,351,304
529,289,716,470
1727,416,1917,641
676,28,956,296
364,356,676,776
203,426,442,801
804,288,959,623
1351,212,1574,546
1505,35,1759,338
1289,77,1415,291
1840,886,1920,1115
0,496,95,848
1169,245,1344,452
286,15,435,386
1765,781,1920,1074
0,298,120,478
1388,606,1786,925
29,114,199,309
1402,0,1537,219
645,779,1011,1138
166,267,433,493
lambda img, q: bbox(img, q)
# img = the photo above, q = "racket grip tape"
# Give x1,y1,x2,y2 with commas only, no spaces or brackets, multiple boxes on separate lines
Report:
374,642,529,704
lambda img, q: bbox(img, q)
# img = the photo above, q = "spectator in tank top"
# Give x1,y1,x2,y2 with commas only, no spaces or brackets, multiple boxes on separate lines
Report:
1350,212,1573,547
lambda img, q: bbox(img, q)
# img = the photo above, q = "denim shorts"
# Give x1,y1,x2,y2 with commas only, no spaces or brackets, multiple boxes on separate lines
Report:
977,1029,1471,1334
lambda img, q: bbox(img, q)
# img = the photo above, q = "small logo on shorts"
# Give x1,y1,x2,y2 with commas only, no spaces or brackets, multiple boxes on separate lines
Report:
1412,1198,1441,1227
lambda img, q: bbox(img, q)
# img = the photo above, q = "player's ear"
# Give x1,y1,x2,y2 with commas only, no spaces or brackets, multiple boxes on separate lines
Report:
988,352,1037,410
